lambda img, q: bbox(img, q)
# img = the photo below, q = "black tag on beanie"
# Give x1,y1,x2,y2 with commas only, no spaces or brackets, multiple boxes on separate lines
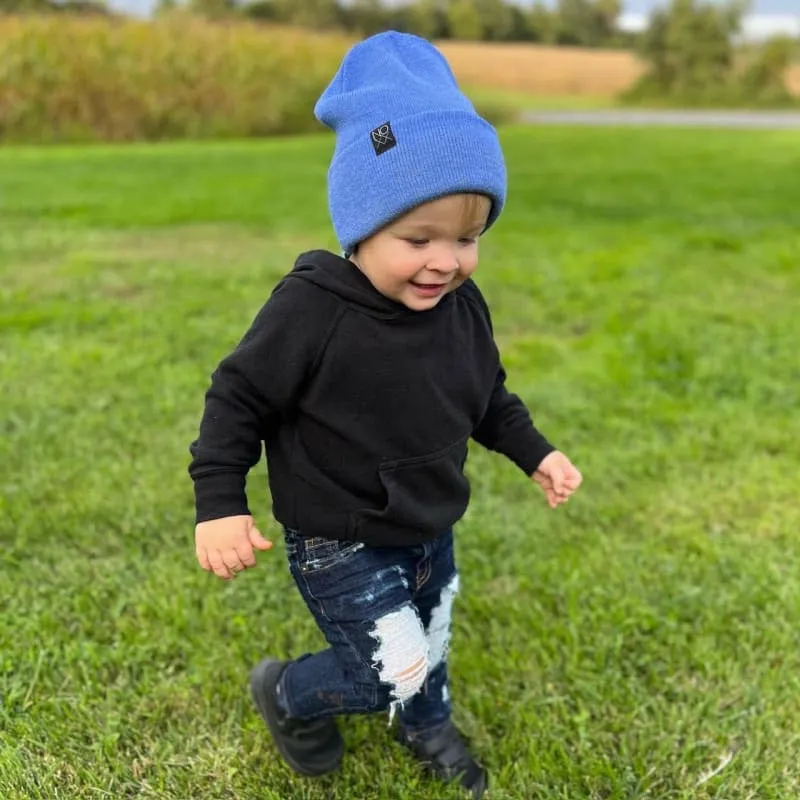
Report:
370,122,396,155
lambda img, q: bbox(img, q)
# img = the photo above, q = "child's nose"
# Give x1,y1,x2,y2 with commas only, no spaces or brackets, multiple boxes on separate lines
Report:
427,244,459,273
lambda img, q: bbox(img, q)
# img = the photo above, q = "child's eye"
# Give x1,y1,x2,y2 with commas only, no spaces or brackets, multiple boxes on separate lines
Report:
458,237,477,245
407,239,429,247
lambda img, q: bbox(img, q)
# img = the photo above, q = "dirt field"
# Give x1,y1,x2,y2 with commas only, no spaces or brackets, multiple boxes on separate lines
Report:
438,41,643,95
439,40,800,98
787,65,800,94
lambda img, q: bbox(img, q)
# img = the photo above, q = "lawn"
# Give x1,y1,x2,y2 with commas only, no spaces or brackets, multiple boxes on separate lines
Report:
464,87,616,122
1,126,799,799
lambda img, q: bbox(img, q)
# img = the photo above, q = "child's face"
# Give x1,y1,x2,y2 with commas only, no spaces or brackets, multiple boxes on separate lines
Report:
350,193,492,312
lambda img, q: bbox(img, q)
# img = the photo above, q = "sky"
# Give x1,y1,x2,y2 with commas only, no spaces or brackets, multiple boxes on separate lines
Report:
108,0,800,27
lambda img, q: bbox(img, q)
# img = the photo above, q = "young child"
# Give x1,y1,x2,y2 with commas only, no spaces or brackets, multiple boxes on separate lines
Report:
189,31,582,798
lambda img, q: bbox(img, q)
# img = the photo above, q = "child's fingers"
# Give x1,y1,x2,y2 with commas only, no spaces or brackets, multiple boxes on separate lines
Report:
236,542,257,568
546,487,572,509
536,479,553,497
196,547,211,572
222,549,246,576
564,471,583,490
248,525,273,551
207,550,233,581
541,481,562,503
536,472,573,506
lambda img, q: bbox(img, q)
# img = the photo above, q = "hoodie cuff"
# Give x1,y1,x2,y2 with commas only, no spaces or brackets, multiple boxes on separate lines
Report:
193,472,251,524
505,429,556,478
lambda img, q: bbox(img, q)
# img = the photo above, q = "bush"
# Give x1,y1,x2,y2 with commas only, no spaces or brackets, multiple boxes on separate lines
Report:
0,15,349,143
622,0,798,108
0,15,520,144
738,35,797,105
470,98,519,126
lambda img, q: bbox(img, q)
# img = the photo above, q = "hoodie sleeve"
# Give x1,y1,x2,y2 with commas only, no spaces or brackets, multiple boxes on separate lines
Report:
466,283,556,476
188,278,339,524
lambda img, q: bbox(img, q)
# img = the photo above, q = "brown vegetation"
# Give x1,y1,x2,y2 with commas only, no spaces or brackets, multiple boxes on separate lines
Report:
438,41,645,96
440,40,800,99
787,65,800,94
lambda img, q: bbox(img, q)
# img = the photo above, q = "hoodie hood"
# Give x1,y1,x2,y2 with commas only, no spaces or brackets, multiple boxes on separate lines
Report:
288,249,451,320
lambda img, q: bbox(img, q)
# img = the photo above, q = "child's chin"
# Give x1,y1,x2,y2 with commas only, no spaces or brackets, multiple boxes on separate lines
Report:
401,293,445,311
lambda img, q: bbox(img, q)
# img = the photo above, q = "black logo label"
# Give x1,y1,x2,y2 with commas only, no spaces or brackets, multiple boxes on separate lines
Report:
370,122,396,156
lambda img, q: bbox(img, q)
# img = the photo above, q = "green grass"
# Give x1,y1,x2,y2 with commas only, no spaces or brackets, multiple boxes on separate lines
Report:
465,87,617,113
465,88,616,125
1,126,799,799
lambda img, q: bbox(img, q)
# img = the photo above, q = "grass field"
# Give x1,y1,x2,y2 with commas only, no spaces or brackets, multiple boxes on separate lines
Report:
1,126,800,799
464,87,616,114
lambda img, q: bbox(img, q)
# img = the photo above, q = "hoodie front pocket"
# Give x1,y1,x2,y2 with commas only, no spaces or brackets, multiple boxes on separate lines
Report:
350,437,470,541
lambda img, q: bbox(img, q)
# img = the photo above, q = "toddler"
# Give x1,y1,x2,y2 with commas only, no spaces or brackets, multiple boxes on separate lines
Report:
189,31,582,798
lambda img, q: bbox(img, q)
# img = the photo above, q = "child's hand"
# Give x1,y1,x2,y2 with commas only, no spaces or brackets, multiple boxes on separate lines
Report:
195,515,273,581
532,451,583,509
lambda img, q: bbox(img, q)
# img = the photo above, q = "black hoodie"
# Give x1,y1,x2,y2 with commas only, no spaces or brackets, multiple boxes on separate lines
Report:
189,250,554,547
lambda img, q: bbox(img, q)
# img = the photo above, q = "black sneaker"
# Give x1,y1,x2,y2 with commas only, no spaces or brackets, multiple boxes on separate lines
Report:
398,720,488,798
250,658,344,777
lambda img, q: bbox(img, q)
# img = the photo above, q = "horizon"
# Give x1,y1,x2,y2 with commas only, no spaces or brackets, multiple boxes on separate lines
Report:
106,0,800,41
107,0,800,19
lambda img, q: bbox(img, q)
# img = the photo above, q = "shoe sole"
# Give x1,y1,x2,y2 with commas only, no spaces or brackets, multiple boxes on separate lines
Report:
250,658,344,778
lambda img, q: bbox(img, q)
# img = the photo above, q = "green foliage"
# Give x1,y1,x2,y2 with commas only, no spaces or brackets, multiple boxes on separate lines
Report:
186,0,235,19
400,0,450,40
556,0,622,47
0,0,108,12
528,1,558,44
242,0,341,29
0,0,624,48
739,35,797,105
0,16,349,143
237,0,618,47
625,0,797,107
447,0,483,41
341,0,387,36
0,0,53,9
472,0,514,41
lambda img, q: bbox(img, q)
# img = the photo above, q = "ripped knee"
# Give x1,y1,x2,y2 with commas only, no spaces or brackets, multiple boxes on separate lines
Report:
369,604,429,704
392,655,428,702
427,572,459,669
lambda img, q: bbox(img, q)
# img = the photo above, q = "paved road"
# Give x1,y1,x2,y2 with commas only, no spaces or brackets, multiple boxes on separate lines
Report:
520,110,800,129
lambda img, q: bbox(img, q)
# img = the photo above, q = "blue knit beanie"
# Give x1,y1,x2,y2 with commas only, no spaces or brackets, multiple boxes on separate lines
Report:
314,31,507,255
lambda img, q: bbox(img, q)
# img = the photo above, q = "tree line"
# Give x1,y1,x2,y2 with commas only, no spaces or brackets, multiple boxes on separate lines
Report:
0,0,629,49
221,0,629,48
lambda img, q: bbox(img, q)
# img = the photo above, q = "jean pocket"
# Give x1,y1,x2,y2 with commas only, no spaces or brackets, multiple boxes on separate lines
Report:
295,536,365,574
283,528,301,559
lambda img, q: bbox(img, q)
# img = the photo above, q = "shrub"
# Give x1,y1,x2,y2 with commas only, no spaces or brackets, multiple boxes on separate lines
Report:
622,0,798,108
0,15,349,143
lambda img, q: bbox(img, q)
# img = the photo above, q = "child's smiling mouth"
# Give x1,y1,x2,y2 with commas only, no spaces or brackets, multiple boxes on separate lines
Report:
409,281,448,298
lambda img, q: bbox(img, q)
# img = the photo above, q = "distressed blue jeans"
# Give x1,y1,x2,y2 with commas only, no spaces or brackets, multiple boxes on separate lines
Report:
278,527,459,737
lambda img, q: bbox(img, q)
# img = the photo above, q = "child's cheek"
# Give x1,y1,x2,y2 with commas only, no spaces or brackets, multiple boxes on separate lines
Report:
460,256,479,279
